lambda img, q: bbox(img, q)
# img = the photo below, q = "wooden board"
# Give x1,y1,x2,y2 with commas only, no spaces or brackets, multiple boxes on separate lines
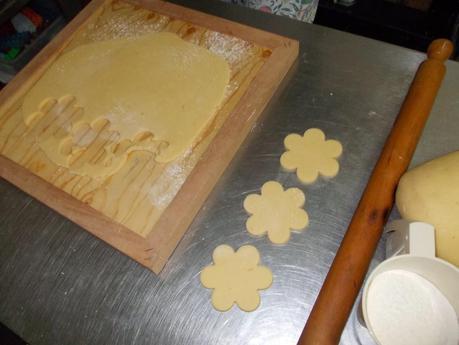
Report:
0,0,298,273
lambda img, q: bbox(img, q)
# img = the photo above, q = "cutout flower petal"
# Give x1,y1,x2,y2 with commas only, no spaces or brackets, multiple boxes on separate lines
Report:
280,128,343,184
261,179,283,194
211,288,235,312
200,265,221,289
279,150,298,171
200,245,273,312
320,158,340,177
243,181,309,244
235,289,260,312
323,139,343,157
235,244,260,267
297,165,320,184
284,133,304,150
284,187,306,207
212,244,235,264
289,208,309,230
246,215,268,236
268,225,291,244
243,194,262,214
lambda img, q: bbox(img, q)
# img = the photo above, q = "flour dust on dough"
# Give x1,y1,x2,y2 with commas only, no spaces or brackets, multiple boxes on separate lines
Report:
22,32,231,170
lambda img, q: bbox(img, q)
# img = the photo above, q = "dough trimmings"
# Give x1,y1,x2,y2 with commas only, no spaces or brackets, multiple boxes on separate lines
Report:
200,244,272,312
24,96,167,178
243,181,309,244
280,128,343,184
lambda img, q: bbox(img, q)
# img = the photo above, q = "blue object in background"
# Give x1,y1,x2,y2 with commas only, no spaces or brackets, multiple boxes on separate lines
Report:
0,31,31,51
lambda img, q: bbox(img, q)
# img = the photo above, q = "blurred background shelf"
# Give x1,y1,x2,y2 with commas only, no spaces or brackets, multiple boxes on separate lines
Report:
0,14,65,82
0,0,32,26
0,0,82,85
315,0,459,59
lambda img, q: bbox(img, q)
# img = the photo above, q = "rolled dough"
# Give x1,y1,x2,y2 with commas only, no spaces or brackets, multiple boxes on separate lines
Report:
396,151,459,267
22,32,230,165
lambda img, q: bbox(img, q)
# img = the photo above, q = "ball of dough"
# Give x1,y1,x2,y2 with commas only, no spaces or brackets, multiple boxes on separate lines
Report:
396,151,459,267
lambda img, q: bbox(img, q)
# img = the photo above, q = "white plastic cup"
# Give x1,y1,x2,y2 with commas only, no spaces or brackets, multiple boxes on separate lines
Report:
360,220,459,345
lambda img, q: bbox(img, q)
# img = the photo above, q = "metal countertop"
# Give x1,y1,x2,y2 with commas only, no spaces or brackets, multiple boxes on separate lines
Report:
1,1,458,344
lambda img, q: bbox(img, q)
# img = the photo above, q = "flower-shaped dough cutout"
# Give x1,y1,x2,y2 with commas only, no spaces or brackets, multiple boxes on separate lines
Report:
200,245,272,312
243,181,309,244
280,128,343,184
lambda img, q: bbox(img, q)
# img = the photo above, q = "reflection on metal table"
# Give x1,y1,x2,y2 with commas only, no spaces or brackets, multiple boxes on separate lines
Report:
1,0,458,344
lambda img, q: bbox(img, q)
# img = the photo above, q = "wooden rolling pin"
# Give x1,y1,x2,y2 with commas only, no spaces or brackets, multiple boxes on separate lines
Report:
298,38,454,345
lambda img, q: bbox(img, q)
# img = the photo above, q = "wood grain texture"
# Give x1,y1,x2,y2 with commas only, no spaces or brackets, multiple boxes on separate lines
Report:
0,0,298,273
298,39,454,345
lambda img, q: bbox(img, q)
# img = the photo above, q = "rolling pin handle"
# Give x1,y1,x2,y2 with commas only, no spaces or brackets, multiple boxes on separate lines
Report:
427,39,454,61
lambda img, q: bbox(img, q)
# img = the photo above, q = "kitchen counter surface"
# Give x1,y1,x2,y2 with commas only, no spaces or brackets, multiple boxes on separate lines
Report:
1,1,458,344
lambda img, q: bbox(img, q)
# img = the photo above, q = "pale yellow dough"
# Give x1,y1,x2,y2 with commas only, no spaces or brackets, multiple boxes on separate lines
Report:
200,245,272,312
396,151,459,267
243,181,309,244
280,128,343,184
22,95,167,178
22,32,230,165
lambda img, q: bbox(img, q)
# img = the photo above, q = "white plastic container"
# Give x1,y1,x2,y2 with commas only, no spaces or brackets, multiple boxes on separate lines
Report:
361,220,459,345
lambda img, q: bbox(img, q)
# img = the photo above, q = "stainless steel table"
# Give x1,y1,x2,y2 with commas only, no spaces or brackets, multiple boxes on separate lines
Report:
1,1,458,344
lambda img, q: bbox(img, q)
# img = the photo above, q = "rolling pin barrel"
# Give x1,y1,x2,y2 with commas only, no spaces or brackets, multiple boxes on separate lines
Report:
298,38,454,345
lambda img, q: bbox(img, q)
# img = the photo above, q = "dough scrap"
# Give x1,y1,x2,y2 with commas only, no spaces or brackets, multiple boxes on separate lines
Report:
396,151,459,267
280,128,342,184
200,244,272,312
23,96,166,178
243,181,309,244
22,32,230,167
